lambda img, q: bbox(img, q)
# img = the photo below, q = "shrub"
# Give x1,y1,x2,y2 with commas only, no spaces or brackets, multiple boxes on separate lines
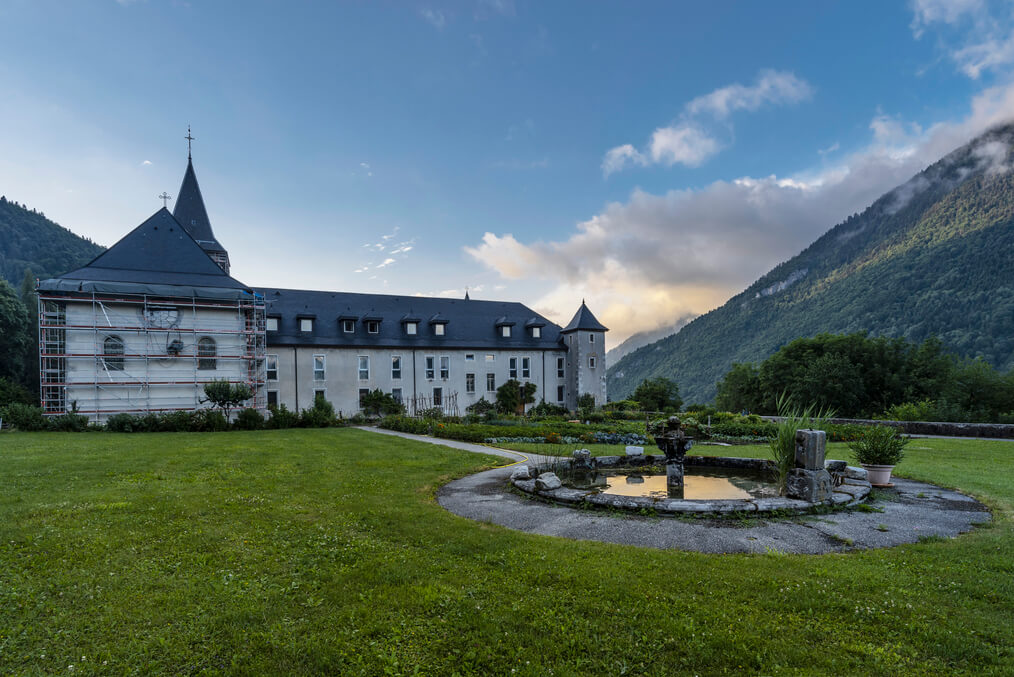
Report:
0,377,34,408
1,403,50,431
234,408,265,430
530,401,569,417
191,409,228,432
418,407,445,421
105,413,139,433
577,393,596,411
360,389,405,417
301,395,336,428
158,410,197,432
201,380,254,419
881,399,936,422
49,412,90,432
266,404,299,429
603,399,640,412
849,425,908,466
466,398,495,415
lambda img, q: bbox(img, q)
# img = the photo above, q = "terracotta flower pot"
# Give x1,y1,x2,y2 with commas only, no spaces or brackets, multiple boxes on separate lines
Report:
862,464,895,487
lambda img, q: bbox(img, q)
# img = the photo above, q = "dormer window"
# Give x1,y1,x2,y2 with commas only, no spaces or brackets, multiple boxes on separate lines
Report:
366,320,380,334
266,317,279,332
299,318,314,332
342,320,355,333
406,322,418,335
434,324,445,336
532,327,541,338
502,326,511,338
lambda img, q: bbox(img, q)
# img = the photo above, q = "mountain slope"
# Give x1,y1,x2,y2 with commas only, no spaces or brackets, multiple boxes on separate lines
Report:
0,196,104,285
607,123,1014,403
606,313,696,365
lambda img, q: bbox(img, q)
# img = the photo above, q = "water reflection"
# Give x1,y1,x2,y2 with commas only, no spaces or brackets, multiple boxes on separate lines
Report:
569,467,778,500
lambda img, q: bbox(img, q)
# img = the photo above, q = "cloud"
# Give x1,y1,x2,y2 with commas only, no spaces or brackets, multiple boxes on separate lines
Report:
420,8,447,30
604,69,812,176
376,258,396,269
471,82,1014,344
911,0,1014,78
684,69,813,119
140,160,152,166
818,142,840,155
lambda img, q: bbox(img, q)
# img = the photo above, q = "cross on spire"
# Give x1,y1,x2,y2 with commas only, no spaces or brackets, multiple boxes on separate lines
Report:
185,125,194,159
159,192,171,207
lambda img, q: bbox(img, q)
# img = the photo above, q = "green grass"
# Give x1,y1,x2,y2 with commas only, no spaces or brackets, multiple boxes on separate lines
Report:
1,430,1013,675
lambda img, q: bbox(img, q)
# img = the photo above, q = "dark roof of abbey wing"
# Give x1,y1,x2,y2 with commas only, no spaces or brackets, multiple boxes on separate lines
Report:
256,287,565,350
38,208,253,298
561,301,609,333
173,158,227,254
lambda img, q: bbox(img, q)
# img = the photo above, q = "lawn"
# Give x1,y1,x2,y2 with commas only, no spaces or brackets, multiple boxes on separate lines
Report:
1,429,1012,675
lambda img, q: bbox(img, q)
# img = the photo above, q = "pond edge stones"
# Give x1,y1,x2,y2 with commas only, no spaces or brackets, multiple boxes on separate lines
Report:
511,449,871,516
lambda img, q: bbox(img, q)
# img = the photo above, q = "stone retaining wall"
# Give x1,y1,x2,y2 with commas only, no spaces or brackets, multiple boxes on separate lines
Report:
762,416,1014,439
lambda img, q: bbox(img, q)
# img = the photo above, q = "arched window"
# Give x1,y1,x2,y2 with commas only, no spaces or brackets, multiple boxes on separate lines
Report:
103,335,124,371
198,337,217,370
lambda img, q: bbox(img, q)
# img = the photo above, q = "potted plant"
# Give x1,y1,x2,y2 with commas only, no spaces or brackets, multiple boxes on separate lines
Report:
848,425,908,486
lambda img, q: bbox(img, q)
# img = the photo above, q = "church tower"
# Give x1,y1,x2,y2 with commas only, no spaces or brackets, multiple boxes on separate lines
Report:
561,300,608,409
173,134,231,273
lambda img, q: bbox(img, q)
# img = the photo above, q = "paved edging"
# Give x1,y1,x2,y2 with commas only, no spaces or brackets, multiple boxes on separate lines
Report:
356,427,992,554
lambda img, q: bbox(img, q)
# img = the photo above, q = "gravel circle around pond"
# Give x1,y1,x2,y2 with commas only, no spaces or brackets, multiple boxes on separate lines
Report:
360,428,992,554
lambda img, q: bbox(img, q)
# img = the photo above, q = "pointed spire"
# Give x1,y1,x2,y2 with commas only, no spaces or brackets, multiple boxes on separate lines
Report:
172,148,230,273
465,287,470,301
561,300,608,333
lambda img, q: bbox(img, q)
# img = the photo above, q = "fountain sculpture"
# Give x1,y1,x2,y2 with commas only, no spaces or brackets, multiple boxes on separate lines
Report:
650,416,694,498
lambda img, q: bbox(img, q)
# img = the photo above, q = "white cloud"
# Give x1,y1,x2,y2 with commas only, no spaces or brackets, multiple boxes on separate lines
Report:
910,0,983,36
470,82,1014,344
604,69,812,176
685,69,813,119
140,159,152,166
818,141,840,155
420,8,447,30
911,0,1014,78
376,258,396,268
649,123,721,167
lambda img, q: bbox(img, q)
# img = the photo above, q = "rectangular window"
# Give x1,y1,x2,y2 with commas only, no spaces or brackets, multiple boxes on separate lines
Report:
267,390,279,407
501,326,511,338
589,334,595,343
392,387,402,403
392,355,402,380
440,355,449,380
300,318,314,332
266,317,278,331
589,356,596,369
434,324,445,336
557,385,564,402
406,322,418,335
532,326,541,338
433,387,443,407
522,357,530,379
465,353,475,362
366,320,380,334
266,354,278,381
485,354,495,362
425,355,435,380
358,355,370,380
314,388,327,402
509,357,518,380
359,388,369,408
486,373,496,392
557,357,565,378
466,373,475,393
342,319,355,333
313,354,325,381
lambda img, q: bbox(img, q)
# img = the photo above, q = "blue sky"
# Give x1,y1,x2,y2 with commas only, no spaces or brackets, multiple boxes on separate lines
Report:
1,0,1012,345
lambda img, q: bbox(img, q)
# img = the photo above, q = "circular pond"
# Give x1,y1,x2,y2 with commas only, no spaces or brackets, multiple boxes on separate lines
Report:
511,453,872,515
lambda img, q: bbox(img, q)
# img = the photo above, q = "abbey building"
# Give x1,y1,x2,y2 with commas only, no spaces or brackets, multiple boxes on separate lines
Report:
37,153,608,421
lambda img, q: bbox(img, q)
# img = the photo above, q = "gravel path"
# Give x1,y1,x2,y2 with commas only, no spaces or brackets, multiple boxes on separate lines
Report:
358,427,992,554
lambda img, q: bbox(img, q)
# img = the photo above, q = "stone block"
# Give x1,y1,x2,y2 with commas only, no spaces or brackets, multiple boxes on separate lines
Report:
572,448,593,470
824,459,847,472
535,472,562,491
845,466,868,481
510,465,531,481
785,468,832,503
625,445,644,456
596,455,620,467
794,429,827,470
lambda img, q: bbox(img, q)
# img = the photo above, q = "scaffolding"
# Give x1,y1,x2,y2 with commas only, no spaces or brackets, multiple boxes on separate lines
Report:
38,289,266,420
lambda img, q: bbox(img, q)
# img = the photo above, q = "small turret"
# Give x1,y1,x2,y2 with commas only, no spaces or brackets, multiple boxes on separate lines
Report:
560,300,608,409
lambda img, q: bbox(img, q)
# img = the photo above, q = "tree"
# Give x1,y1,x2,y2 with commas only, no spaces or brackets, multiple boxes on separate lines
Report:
632,377,682,412
715,362,763,413
495,379,537,415
201,379,253,419
0,280,33,388
360,389,405,416
577,393,596,411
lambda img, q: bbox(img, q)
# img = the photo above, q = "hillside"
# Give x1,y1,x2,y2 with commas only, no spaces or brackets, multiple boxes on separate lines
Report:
608,123,1014,403
606,313,696,365
0,196,104,286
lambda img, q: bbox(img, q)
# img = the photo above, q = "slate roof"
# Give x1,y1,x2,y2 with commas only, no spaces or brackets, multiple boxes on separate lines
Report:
561,301,609,333
173,158,227,254
257,287,566,350
39,208,253,295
